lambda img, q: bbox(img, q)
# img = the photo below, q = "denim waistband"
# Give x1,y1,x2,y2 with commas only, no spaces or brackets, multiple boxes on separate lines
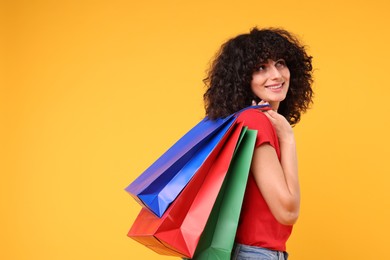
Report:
232,243,288,260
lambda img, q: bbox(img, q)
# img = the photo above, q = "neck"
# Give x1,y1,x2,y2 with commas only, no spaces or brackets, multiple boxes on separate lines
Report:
269,101,280,111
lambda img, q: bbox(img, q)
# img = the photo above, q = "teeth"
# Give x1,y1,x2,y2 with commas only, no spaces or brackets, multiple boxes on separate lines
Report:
267,84,282,89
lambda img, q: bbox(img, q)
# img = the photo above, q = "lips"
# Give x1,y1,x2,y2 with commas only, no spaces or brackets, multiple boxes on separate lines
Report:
266,82,284,90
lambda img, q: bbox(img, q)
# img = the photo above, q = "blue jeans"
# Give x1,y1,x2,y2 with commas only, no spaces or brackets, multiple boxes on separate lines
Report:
232,243,288,260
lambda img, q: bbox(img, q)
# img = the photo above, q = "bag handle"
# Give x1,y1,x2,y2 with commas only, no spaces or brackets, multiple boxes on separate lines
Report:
234,104,272,116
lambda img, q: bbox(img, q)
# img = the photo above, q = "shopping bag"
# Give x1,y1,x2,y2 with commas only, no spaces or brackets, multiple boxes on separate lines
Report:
125,115,237,217
128,122,245,258
125,105,270,217
189,129,257,260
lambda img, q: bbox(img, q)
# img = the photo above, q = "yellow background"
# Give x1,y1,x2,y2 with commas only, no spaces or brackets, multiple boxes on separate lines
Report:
2,0,390,259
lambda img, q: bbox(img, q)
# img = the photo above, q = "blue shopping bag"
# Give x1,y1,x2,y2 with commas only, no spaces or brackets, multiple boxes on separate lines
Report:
125,105,270,217
125,114,237,217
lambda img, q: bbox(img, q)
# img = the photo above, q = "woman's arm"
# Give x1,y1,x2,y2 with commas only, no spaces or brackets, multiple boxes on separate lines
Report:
251,109,300,226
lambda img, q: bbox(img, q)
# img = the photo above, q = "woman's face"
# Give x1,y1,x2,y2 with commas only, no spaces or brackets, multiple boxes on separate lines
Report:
251,59,290,110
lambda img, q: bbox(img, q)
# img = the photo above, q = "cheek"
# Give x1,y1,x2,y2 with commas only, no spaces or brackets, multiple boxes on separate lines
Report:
251,75,267,89
250,80,264,95
250,81,267,99
283,69,291,81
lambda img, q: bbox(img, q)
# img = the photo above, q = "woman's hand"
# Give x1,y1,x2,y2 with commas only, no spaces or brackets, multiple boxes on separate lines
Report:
251,100,294,143
251,100,269,107
263,110,294,144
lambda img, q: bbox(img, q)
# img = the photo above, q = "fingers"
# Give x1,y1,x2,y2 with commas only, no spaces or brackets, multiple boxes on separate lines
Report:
264,108,278,118
265,109,276,117
263,110,272,120
264,109,277,119
259,100,269,106
251,99,270,106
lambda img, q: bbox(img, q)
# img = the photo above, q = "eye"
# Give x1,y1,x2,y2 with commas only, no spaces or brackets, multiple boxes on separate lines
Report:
275,59,287,68
256,65,266,71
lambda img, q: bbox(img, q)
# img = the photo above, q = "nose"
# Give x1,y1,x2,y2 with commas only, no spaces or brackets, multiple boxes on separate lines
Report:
268,65,282,79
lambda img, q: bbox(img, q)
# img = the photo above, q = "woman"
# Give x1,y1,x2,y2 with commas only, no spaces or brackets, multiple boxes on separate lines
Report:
203,28,313,259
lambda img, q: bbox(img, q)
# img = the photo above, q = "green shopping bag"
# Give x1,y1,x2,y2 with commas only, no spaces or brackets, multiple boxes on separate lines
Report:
189,128,257,259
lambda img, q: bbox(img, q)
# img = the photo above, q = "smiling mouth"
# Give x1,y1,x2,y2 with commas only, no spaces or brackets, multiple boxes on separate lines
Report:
266,83,284,90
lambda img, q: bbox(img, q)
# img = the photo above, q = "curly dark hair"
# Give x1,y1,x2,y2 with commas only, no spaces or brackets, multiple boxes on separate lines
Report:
203,27,314,125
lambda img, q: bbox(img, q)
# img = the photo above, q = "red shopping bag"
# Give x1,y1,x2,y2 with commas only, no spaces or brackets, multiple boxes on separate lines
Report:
128,122,245,258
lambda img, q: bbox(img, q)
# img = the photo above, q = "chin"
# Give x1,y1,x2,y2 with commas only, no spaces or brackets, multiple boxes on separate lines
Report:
269,97,287,103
